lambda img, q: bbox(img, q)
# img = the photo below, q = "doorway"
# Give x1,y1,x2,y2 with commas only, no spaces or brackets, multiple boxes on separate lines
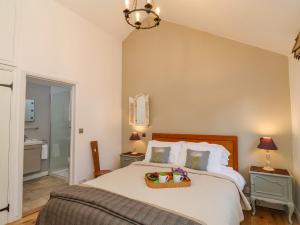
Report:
22,75,74,214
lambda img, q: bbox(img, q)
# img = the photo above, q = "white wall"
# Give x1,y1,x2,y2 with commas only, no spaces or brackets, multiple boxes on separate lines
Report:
10,0,122,221
289,57,300,219
17,0,122,178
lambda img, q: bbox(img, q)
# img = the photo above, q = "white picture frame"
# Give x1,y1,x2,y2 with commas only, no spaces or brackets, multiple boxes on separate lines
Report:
129,94,149,126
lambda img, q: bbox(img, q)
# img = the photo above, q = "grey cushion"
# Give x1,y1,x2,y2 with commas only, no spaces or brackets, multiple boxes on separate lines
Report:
150,147,171,163
185,149,210,171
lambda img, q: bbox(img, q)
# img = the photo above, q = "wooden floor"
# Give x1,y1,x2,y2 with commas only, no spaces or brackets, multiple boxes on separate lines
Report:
242,207,299,225
23,175,68,214
9,206,299,225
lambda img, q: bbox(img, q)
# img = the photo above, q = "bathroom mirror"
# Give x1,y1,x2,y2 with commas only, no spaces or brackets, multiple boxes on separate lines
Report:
25,99,35,122
129,94,149,126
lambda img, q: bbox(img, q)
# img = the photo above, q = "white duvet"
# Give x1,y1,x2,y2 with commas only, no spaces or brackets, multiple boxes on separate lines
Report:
85,162,251,225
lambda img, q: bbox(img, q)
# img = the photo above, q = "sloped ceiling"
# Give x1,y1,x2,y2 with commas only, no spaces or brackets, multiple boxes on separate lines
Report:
56,0,300,55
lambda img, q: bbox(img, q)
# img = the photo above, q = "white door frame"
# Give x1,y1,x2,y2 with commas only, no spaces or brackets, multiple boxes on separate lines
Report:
0,64,15,225
9,70,77,222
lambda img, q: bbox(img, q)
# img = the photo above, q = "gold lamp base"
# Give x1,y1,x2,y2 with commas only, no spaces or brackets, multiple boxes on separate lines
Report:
263,166,275,172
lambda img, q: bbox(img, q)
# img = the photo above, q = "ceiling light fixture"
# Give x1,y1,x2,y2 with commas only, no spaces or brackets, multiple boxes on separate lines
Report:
123,0,161,30
292,32,300,60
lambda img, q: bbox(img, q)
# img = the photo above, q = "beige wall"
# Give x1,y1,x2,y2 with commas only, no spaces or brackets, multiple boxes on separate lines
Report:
289,57,300,217
122,21,292,176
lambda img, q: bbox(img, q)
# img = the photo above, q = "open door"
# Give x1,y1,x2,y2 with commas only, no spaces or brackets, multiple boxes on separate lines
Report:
49,86,71,182
0,67,13,225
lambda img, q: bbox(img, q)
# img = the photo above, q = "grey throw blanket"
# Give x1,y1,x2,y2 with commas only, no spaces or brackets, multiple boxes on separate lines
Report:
36,185,203,225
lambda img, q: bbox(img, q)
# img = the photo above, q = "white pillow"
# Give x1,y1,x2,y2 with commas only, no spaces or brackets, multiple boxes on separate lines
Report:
208,144,230,166
145,140,183,164
178,142,225,172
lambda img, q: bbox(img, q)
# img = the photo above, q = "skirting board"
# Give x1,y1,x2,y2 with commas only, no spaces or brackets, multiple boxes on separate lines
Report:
23,171,49,182
51,168,69,178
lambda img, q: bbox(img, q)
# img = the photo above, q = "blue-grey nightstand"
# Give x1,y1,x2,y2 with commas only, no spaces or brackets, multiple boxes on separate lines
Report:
120,152,145,168
250,166,294,224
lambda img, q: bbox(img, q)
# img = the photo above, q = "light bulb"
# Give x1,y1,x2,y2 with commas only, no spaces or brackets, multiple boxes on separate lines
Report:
125,0,130,9
155,7,160,15
136,12,140,22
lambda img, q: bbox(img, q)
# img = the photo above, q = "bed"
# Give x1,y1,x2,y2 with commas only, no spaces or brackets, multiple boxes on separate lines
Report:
36,133,251,225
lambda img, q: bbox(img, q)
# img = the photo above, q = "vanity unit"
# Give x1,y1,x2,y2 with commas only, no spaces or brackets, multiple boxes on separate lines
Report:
24,140,43,175
24,99,44,175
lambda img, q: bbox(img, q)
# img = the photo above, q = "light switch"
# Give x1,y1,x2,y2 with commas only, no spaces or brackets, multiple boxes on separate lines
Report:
79,128,84,134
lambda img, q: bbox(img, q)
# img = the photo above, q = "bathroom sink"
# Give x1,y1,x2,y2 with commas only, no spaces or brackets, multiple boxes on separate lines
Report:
24,139,43,146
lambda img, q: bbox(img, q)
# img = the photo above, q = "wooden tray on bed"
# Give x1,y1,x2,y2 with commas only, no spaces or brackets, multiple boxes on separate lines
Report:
145,172,191,189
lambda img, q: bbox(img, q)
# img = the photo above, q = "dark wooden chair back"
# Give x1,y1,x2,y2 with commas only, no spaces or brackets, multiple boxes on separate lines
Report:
90,141,101,178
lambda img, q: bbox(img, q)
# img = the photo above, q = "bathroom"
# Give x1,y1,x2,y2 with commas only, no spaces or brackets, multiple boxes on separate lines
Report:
23,77,72,214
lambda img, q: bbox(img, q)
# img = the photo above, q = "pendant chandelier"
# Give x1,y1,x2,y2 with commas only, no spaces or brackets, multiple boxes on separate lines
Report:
123,0,161,30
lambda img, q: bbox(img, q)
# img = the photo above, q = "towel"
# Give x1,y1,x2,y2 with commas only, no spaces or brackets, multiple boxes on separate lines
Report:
41,144,48,159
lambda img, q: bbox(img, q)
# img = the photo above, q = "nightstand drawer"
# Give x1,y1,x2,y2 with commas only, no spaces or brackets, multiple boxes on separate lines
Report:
121,157,136,167
251,174,292,202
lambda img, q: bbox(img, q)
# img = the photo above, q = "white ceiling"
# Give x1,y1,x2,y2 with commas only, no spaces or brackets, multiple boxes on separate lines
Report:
56,0,300,55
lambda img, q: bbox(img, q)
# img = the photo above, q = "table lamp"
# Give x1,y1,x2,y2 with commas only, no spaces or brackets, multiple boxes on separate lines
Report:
129,132,141,154
257,137,278,171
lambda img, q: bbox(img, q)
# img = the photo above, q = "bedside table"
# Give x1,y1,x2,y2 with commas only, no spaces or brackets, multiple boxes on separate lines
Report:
120,152,145,168
249,166,294,224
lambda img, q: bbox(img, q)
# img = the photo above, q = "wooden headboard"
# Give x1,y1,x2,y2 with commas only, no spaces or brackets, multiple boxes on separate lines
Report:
152,133,238,171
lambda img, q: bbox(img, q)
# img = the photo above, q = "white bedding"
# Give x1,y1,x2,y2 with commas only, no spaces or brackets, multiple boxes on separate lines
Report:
85,162,251,225
219,166,246,191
